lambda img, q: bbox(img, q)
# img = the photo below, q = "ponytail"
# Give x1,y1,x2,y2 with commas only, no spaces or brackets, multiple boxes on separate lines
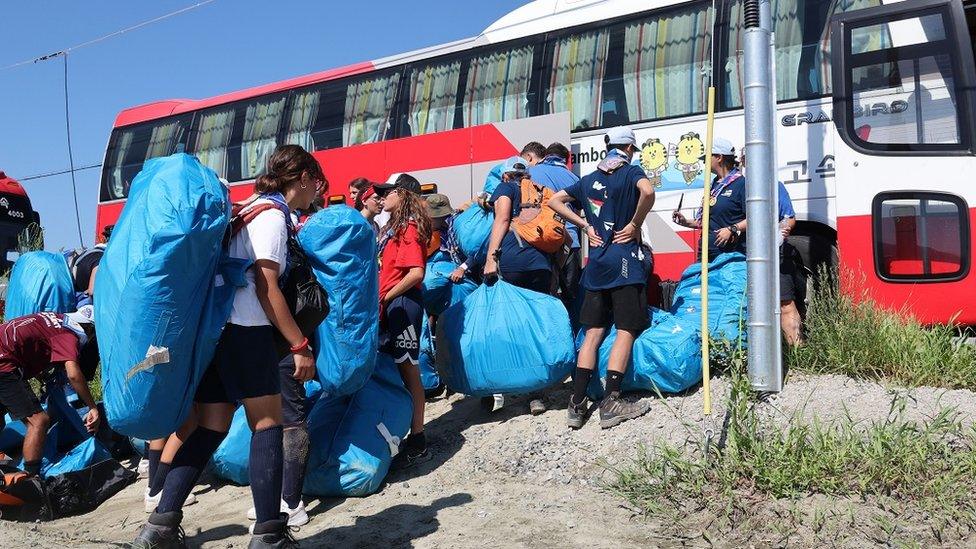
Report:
255,144,324,195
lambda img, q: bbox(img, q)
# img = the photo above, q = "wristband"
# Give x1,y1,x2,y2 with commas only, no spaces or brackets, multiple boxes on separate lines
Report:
290,337,310,353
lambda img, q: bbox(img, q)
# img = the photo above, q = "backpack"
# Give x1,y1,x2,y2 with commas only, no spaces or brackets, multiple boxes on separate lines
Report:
511,178,567,254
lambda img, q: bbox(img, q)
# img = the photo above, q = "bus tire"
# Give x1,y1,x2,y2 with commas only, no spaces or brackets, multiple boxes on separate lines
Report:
786,232,838,315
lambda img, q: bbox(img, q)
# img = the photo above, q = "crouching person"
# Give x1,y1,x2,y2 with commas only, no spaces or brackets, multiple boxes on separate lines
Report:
132,145,321,549
548,126,655,429
0,307,100,477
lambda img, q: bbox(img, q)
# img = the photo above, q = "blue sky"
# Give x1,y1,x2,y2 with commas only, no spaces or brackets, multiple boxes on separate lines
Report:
0,0,525,251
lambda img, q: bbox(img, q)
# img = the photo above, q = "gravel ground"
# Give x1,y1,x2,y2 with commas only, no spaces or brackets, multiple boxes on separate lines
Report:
1,372,974,548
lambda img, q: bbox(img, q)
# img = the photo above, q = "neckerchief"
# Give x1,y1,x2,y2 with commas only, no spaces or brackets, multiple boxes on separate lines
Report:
695,169,743,221
540,155,568,170
597,149,630,174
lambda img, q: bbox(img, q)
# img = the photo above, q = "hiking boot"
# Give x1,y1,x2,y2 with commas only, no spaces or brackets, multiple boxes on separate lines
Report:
248,514,299,549
598,392,650,430
424,382,446,401
481,394,505,413
131,511,186,549
529,398,547,416
566,397,589,430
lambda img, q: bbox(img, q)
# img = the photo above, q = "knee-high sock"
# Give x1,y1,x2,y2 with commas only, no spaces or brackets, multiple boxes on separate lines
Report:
155,427,226,514
281,425,309,509
249,425,284,523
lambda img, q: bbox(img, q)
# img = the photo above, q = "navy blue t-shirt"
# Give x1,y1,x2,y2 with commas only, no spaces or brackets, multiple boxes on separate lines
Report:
489,181,552,274
567,164,650,291
699,170,747,259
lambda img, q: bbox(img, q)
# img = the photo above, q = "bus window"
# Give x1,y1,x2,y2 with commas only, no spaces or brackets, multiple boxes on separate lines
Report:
873,193,969,281
724,0,881,108
101,114,191,201
283,89,320,151
602,2,714,125
192,107,236,179
342,72,401,147
461,44,537,127
238,95,286,180
545,28,611,130
404,60,462,136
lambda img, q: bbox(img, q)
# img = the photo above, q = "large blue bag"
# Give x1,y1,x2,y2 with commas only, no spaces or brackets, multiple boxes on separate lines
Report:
422,255,478,316
304,354,412,497
670,252,748,342
4,251,75,319
453,206,493,263
419,316,440,391
95,154,243,440
482,162,504,195
437,281,575,396
583,309,703,399
299,206,379,399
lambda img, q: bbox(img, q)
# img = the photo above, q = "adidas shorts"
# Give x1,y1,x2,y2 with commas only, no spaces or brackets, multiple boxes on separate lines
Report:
380,288,423,366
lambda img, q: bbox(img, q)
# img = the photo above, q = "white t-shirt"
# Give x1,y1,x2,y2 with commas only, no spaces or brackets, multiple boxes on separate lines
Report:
228,199,288,326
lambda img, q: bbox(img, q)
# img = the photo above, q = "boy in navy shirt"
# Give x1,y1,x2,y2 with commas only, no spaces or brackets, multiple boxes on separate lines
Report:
549,126,656,429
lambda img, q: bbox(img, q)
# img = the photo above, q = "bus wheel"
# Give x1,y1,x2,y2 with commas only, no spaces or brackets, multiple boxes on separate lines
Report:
787,233,838,317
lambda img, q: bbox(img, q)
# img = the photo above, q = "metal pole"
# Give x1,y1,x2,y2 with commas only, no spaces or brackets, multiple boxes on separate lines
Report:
742,0,782,391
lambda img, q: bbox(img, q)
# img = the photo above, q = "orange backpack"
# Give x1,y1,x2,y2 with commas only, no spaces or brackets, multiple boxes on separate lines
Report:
511,178,568,254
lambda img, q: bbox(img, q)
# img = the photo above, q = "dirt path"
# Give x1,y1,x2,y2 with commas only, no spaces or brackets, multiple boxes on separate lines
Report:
2,373,974,548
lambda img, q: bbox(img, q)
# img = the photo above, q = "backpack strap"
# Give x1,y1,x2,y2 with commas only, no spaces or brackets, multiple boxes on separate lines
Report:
230,203,278,238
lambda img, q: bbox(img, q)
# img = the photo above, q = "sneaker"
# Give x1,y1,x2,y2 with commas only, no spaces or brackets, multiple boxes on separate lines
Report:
131,511,186,549
137,458,150,478
248,514,299,549
392,433,431,469
247,499,309,528
566,397,589,429
529,398,547,416
598,392,650,430
480,394,505,413
144,486,197,513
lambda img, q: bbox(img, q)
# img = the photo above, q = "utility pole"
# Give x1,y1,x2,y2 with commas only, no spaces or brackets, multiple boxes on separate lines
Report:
742,0,783,392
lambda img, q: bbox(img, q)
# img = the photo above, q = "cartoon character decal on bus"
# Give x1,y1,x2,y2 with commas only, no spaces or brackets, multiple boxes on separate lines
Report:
639,138,668,188
674,132,704,184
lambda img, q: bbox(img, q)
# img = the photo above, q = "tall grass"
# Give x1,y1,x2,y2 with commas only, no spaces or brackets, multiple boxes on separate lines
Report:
607,364,976,539
788,269,976,390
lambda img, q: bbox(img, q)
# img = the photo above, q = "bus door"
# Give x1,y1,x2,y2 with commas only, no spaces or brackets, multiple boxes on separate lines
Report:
830,0,976,324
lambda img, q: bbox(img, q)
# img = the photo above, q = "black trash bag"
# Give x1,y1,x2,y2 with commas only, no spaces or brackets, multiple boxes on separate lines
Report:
1,464,52,522
274,234,329,358
44,458,136,518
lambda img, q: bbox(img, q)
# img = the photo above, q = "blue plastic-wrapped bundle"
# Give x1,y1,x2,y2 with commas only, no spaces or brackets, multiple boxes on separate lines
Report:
95,154,243,440
670,252,747,342
4,251,75,319
437,281,575,396
452,206,493,264
303,353,412,497
482,162,504,195
299,206,379,399
422,255,478,317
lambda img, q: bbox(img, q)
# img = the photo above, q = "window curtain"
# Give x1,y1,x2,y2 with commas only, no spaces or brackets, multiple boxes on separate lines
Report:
241,97,286,180
463,46,534,127
622,6,713,121
146,121,181,160
194,108,235,178
408,61,461,135
343,73,400,147
110,130,134,199
548,30,610,130
284,89,320,150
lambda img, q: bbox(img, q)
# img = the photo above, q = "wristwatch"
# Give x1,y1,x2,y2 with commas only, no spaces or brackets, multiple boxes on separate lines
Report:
729,225,741,237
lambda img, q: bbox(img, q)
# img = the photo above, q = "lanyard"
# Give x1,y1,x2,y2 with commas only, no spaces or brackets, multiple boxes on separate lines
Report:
696,169,742,220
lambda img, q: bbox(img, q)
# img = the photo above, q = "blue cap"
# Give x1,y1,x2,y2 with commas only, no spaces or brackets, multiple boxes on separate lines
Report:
500,156,530,176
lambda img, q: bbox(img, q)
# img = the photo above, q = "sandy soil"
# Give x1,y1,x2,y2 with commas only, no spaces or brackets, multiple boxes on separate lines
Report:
1,373,974,548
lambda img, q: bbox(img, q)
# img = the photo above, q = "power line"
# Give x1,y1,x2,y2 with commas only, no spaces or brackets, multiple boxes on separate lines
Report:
63,53,85,248
0,0,217,71
18,163,102,182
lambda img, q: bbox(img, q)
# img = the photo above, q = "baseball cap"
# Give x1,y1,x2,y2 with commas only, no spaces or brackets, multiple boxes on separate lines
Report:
604,126,637,147
67,305,95,325
425,193,453,218
374,172,422,195
500,156,530,176
711,137,736,156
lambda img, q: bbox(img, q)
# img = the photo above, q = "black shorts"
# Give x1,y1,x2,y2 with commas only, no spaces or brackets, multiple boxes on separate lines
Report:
579,285,650,333
380,289,423,366
780,244,798,302
195,324,281,404
278,355,309,426
0,371,43,421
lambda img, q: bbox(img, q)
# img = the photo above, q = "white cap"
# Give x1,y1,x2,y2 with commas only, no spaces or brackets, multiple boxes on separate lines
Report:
711,137,736,156
67,304,94,325
604,126,637,147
